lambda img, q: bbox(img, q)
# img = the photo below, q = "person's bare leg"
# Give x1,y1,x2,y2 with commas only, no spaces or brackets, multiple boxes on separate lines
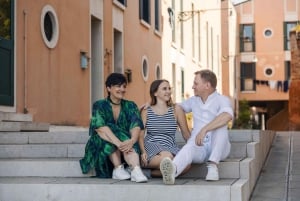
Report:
123,150,148,182
109,150,122,167
147,151,174,177
123,150,140,167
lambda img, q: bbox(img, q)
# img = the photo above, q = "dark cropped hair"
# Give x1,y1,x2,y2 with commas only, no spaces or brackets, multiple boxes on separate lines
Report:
149,79,173,107
105,73,127,88
195,69,217,89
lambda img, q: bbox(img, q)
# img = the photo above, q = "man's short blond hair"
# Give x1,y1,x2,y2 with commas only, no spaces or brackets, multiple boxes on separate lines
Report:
194,69,217,89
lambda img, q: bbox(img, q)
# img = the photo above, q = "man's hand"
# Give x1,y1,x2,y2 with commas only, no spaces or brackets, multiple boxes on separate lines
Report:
195,129,207,146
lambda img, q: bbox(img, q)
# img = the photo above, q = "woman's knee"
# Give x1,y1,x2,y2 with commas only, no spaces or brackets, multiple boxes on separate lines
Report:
159,151,174,159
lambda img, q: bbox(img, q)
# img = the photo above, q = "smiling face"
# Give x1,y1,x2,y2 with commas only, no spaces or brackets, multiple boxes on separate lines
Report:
107,83,127,102
192,73,208,97
105,73,128,103
154,81,172,103
150,79,173,106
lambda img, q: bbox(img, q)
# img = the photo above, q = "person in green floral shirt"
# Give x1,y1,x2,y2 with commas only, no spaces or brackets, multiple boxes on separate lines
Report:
80,73,148,182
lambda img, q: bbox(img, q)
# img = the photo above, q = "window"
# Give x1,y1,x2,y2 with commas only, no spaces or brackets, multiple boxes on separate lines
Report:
139,0,150,24
181,69,184,100
0,0,11,40
240,62,256,91
284,21,298,50
198,9,201,61
116,0,127,6
40,5,59,49
285,61,291,80
264,67,273,77
240,24,255,52
154,0,160,31
192,3,195,58
171,0,176,42
141,56,149,81
180,0,184,49
264,29,272,37
155,64,161,79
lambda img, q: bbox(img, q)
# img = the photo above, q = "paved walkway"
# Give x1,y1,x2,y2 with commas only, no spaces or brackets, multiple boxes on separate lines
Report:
250,131,300,201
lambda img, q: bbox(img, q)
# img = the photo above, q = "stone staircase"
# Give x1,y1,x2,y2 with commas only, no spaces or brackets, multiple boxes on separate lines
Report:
0,113,275,201
0,111,50,132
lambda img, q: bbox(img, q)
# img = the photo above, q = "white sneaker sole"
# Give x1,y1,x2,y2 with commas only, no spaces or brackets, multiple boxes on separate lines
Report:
205,175,219,181
160,158,175,185
112,175,131,180
131,177,148,183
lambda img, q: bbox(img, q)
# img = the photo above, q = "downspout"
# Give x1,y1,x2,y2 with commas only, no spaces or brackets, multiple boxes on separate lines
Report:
23,10,28,113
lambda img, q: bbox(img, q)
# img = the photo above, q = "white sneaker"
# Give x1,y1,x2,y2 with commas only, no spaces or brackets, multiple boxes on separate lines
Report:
131,166,148,183
205,163,219,181
112,165,131,180
160,157,176,185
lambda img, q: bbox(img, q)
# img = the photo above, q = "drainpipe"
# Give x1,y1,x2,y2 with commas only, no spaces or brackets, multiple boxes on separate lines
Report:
23,10,28,113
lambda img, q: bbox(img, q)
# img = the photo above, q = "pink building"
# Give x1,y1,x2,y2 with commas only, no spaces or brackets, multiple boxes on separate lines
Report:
234,0,297,130
0,0,162,126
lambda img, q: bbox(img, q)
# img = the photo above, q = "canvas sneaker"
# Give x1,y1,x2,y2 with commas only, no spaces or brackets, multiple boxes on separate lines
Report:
205,163,219,181
112,164,131,180
160,157,176,185
130,166,148,183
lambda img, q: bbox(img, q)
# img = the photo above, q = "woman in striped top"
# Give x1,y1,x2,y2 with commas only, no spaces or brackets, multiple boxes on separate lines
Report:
139,79,191,177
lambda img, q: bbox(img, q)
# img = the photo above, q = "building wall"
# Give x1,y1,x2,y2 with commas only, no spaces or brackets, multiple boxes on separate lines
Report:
4,0,163,126
236,0,291,102
161,0,225,103
16,0,91,126
5,1,236,126
221,0,237,104
122,1,162,107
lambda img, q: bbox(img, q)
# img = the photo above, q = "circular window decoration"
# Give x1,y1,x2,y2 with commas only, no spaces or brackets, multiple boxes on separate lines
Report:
40,5,59,48
141,56,149,81
264,29,272,38
264,67,274,77
155,64,161,79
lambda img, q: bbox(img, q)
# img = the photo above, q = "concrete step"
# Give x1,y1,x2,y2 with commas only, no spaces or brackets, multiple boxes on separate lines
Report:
0,112,33,122
0,131,89,144
0,158,94,177
180,158,243,179
0,130,253,145
0,177,249,201
0,141,249,159
0,157,244,179
0,144,84,158
0,122,50,132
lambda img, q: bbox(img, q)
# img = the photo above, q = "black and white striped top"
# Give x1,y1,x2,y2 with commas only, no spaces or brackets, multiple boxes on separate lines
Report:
144,106,180,161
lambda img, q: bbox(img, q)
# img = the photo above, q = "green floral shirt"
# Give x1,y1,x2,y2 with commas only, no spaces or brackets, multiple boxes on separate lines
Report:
80,98,144,178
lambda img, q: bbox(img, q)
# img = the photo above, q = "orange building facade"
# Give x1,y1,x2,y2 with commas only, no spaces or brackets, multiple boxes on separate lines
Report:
234,0,298,129
0,0,162,126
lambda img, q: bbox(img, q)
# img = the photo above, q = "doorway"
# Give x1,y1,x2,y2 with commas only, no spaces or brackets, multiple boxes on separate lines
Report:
0,0,14,106
91,17,103,106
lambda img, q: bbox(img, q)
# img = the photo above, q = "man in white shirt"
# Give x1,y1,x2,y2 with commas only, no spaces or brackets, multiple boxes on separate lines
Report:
160,69,233,184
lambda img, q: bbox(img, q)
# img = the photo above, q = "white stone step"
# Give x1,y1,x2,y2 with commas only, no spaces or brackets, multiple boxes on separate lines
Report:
0,130,254,143
0,141,249,159
0,112,33,122
0,122,50,132
0,131,89,144
179,158,242,179
0,144,84,158
0,158,93,177
0,157,243,179
0,177,249,201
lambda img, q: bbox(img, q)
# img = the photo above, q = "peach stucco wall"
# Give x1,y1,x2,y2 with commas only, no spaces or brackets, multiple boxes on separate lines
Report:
236,0,290,102
16,0,91,126
103,1,162,107
123,2,162,107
